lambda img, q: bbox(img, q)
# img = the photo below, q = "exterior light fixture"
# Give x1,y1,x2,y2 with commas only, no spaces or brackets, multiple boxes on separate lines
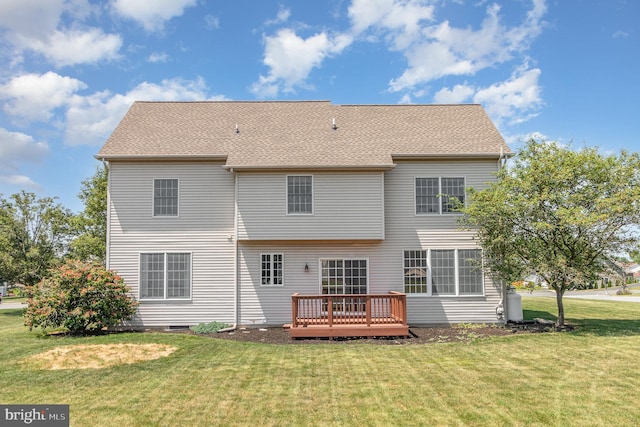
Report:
304,263,309,272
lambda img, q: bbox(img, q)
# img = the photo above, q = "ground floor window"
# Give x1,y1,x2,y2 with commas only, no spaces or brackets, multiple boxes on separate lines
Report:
261,254,283,286
321,259,368,312
403,249,483,296
140,253,191,300
321,259,368,295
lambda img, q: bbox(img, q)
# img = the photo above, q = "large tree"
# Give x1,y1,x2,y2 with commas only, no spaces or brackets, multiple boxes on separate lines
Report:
461,140,640,327
69,166,107,263
0,191,73,286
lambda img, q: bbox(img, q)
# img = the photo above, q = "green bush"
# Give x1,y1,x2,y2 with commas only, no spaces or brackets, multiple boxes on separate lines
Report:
189,321,231,334
23,260,138,334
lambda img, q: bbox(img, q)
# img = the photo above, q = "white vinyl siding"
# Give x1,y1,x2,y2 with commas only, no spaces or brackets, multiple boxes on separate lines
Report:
237,161,503,326
153,178,178,216
108,159,502,327
107,161,235,326
237,172,384,240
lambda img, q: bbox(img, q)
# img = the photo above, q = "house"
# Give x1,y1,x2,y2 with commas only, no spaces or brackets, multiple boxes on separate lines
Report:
96,101,510,331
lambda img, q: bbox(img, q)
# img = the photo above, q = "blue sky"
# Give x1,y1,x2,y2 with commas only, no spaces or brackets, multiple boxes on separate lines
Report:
0,0,637,212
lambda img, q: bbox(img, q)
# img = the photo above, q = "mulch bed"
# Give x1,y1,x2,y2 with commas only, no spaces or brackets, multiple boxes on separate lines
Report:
178,319,568,345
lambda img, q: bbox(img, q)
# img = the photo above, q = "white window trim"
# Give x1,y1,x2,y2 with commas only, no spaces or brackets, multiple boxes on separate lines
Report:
318,258,369,294
260,253,284,287
414,176,466,216
138,251,192,301
152,178,180,218
286,174,314,215
402,249,484,297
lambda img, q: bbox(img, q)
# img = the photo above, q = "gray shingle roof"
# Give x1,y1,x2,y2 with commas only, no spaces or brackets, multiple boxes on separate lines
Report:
96,101,509,168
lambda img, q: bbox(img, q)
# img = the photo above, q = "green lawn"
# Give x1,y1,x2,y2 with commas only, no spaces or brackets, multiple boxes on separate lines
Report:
2,297,640,426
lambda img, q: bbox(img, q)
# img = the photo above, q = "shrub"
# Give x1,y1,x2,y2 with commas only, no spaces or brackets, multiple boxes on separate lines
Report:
24,260,138,335
189,321,231,334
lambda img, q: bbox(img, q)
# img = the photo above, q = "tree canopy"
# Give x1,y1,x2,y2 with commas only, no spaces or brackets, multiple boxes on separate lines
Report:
0,191,73,286
69,166,108,263
462,140,640,326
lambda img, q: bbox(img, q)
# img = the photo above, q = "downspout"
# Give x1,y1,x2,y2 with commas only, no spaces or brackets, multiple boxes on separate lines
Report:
218,168,239,333
495,147,506,322
101,158,111,270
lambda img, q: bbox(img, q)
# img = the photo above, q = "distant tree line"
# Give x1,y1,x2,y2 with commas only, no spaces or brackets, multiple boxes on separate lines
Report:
0,166,106,287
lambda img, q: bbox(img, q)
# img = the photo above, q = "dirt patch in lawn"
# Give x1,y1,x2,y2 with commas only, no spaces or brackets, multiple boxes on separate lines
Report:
23,343,178,370
181,321,561,345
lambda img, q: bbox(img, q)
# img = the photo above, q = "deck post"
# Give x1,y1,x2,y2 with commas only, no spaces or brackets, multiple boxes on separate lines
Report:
292,293,299,327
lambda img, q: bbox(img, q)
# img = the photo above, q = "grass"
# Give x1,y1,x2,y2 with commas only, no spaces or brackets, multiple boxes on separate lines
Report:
2,297,640,426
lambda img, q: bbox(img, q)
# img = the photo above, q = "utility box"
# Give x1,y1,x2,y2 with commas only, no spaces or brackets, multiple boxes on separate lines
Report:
506,287,523,322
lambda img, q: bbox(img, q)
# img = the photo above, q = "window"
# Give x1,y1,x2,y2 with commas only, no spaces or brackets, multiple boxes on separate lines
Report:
458,249,483,295
404,250,428,294
261,254,283,286
321,259,367,295
287,175,313,214
431,250,456,295
415,177,465,214
321,259,368,312
154,179,178,216
140,253,191,299
403,249,483,296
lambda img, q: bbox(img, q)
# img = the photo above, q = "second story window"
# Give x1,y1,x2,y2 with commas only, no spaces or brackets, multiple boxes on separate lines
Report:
287,175,313,214
415,177,465,215
154,178,178,216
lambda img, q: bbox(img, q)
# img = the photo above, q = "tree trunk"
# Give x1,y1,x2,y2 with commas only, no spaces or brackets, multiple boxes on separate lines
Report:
555,287,565,327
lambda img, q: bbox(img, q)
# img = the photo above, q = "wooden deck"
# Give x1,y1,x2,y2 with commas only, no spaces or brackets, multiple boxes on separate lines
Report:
289,292,409,338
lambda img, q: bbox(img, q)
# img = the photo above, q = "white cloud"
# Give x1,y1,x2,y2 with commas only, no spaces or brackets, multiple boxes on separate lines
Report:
388,0,547,92
0,0,122,66
348,0,434,50
0,72,87,122
265,7,291,26
473,67,543,126
65,77,222,146
110,0,198,32
613,30,629,39
0,0,65,39
503,131,548,146
433,84,475,104
0,128,49,190
251,29,353,97
0,128,49,164
22,29,122,67
147,52,169,63
204,15,220,30
0,174,41,189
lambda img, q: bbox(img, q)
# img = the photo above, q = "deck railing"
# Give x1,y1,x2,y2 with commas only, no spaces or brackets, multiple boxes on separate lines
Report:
291,291,407,328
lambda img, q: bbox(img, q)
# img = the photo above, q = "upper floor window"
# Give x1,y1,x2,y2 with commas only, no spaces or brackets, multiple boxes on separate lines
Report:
140,252,191,300
287,175,313,214
154,178,178,216
415,177,465,215
261,254,283,286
